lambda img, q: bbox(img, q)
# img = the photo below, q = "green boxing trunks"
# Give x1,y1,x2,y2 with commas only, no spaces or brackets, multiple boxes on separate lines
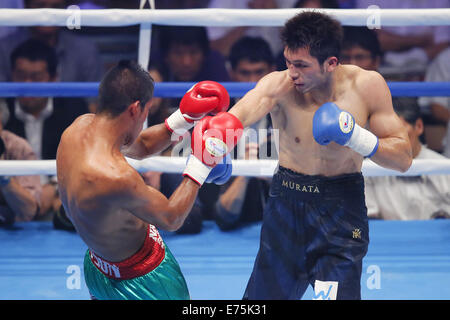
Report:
83,224,189,300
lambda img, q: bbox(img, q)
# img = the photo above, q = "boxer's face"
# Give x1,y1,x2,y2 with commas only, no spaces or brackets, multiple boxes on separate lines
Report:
284,47,337,93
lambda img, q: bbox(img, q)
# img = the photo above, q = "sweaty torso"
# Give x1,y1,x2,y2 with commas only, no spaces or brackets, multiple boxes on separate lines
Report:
56,114,147,262
270,65,369,176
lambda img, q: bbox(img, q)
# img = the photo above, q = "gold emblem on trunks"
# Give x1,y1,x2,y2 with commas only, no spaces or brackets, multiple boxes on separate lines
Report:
352,228,361,239
281,180,320,193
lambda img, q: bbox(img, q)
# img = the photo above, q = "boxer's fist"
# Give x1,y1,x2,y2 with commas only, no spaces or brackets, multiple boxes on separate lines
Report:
183,112,243,186
192,112,243,167
312,102,379,157
205,153,232,185
180,81,230,121
312,102,354,146
165,81,230,135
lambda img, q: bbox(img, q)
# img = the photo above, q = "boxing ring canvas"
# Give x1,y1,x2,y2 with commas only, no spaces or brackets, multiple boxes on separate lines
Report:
1,219,450,300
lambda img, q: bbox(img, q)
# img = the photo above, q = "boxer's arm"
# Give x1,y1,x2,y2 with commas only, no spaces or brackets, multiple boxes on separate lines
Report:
122,123,172,160
122,153,232,230
122,171,200,231
228,71,283,127
362,72,412,172
123,81,230,160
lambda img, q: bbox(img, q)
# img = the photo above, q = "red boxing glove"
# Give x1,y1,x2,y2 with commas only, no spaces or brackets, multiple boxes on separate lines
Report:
180,81,230,121
191,112,244,167
165,81,230,135
183,112,243,185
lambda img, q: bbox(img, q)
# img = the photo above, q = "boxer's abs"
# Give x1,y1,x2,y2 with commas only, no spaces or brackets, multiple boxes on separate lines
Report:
272,114,363,177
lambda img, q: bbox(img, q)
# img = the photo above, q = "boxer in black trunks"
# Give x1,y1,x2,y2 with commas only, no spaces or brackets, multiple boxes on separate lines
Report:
221,12,412,299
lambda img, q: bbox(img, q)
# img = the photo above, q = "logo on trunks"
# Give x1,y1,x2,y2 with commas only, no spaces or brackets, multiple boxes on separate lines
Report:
313,280,338,300
281,180,320,193
352,228,362,239
149,224,165,249
339,111,354,134
90,251,121,279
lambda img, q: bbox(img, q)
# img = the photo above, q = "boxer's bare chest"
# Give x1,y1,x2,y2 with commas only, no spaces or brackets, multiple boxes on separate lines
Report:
269,74,369,175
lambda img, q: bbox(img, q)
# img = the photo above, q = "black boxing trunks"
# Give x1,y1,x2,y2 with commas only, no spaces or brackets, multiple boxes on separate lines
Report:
243,166,369,300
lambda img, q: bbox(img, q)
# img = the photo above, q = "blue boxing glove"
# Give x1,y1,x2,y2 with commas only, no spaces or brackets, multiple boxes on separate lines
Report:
312,102,379,157
205,153,232,185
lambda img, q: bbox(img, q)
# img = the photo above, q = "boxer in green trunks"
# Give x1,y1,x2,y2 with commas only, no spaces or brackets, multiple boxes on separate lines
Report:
83,225,189,300
56,60,234,300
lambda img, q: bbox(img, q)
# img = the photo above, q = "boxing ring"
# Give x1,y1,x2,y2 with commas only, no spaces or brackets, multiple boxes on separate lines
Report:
1,7,450,300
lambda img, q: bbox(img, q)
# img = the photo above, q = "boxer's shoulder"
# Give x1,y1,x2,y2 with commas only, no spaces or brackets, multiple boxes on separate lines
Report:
254,70,294,99
335,65,385,100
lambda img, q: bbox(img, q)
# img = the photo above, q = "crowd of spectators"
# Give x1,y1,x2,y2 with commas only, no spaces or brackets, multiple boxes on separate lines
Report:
0,0,448,230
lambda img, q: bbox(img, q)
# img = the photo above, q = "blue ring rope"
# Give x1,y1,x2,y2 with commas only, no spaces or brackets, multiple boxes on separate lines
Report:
0,82,449,97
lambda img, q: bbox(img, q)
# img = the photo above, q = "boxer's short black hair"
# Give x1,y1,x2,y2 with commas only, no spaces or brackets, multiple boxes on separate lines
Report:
97,60,154,117
281,11,343,65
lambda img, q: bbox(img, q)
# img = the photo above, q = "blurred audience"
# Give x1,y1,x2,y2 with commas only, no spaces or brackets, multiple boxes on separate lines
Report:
208,36,275,231
0,0,103,83
355,0,450,73
228,36,275,84
0,0,24,38
0,101,41,226
0,0,103,112
294,0,340,8
418,47,450,157
149,25,230,114
365,97,450,220
4,38,89,218
207,0,297,58
152,0,210,9
228,36,277,159
341,26,382,71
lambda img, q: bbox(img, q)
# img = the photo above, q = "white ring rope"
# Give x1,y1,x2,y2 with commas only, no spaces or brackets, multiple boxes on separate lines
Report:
0,158,449,177
0,8,449,27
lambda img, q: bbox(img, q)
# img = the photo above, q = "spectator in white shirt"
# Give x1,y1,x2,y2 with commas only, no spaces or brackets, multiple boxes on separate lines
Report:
365,97,450,220
418,47,450,158
4,38,89,217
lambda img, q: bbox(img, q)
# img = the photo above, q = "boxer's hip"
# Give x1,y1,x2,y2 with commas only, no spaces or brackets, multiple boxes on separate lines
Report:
83,225,189,300
263,165,369,259
269,166,365,202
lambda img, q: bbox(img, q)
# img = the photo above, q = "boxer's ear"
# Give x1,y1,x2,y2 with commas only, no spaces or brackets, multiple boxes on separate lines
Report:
324,56,338,73
127,101,140,118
